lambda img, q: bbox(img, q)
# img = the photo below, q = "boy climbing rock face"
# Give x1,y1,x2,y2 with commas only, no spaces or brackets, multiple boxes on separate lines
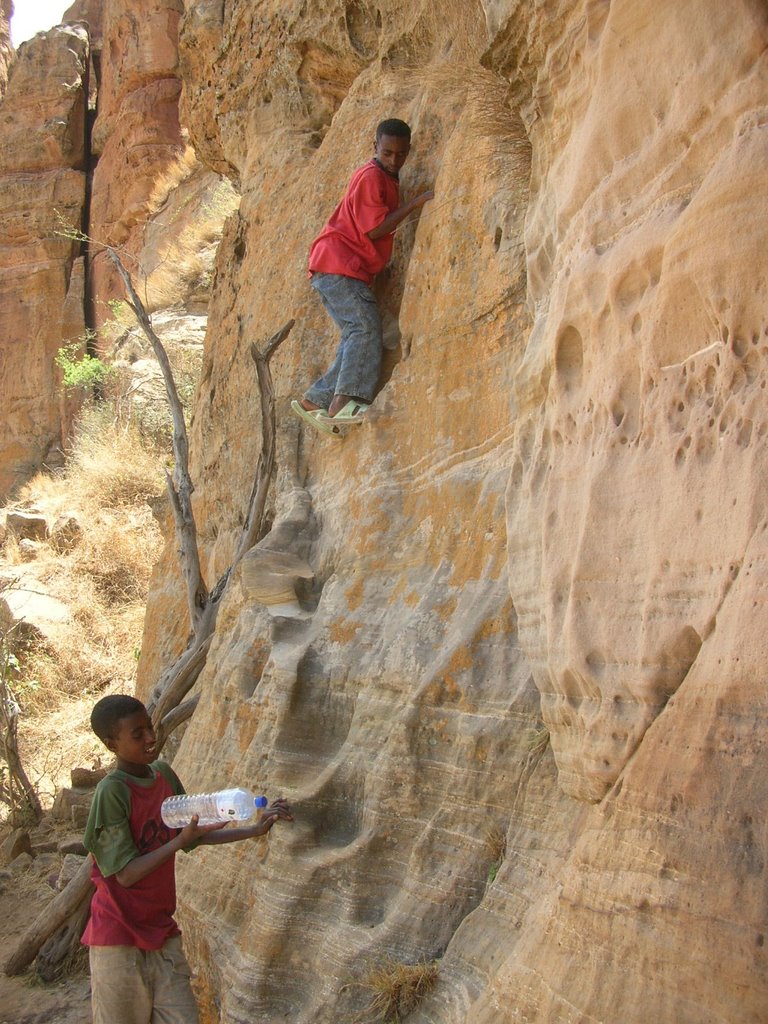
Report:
292,117,434,437
81,694,292,1024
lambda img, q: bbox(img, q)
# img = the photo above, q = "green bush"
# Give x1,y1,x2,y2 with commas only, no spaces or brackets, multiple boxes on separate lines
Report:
56,340,115,393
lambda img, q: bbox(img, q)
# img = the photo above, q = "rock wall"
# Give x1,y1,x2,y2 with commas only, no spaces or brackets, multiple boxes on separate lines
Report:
0,0,218,498
88,0,186,327
136,1,768,1023
0,25,88,498
0,0,12,95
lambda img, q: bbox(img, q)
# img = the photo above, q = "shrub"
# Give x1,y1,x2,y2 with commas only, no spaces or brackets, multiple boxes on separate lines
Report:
55,339,115,394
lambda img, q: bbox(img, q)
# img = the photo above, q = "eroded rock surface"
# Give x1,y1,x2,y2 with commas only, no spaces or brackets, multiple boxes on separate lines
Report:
132,0,767,1021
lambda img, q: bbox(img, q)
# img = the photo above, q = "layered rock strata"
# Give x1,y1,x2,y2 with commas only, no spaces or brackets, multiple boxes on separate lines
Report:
133,0,768,1022
0,26,88,498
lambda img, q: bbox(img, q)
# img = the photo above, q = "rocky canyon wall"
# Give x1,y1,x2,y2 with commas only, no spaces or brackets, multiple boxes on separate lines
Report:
0,25,88,497
0,0,224,498
0,0,12,95
135,1,768,1023
87,0,187,325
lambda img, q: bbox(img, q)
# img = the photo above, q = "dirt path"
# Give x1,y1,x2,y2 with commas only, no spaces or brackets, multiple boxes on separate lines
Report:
0,835,91,1024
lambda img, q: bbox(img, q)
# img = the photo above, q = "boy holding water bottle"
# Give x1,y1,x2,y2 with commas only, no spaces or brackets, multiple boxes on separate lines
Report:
81,694,292,1024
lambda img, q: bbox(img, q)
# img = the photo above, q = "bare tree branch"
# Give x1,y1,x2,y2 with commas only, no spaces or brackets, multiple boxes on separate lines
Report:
107,249,208,633
233,318,294,566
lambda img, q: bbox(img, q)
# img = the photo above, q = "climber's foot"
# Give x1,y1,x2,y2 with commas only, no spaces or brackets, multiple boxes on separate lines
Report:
328,394,357,417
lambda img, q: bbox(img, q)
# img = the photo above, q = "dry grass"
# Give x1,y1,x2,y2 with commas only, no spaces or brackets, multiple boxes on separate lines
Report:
408,59,531,184
485,823,507,884
355,957,439,1023
143,178,239,312
485,823,507,865
1,406,166,814
527,724,550,758
147,145,199,218
65,406,166,508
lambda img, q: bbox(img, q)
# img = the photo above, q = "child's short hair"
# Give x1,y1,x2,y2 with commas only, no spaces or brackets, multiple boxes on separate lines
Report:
91,694,146,742
376,118,411,141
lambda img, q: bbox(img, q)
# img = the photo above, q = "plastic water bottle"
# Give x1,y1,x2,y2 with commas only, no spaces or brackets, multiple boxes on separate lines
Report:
161,788,268,828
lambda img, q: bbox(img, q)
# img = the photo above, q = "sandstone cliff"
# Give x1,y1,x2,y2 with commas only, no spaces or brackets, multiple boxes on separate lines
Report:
88,0,186,325
0,25,88,497
132,1,768,1023
0,0,225,499
0,0,12,95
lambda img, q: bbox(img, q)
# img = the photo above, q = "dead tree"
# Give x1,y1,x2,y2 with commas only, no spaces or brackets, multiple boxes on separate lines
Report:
0,627,43,826
3,251,293,978
107,251,293,744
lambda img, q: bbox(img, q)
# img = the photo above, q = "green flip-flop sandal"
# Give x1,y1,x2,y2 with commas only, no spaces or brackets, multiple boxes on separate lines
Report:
331,400,370,424
290,400,342,437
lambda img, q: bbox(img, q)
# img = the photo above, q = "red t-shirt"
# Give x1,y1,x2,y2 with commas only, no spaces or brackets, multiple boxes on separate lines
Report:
81,763,183,950
308,159,400,285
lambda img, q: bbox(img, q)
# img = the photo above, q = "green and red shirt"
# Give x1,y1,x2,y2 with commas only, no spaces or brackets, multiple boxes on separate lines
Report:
81,761,184,950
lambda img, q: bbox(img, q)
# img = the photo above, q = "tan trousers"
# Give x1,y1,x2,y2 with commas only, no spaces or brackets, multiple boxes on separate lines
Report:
89,935,199,1024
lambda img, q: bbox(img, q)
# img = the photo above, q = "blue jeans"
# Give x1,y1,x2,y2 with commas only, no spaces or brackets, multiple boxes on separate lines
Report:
305,272,383,407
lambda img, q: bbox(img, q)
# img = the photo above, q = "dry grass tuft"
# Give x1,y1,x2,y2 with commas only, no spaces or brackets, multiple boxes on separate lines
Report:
143,178,239,312
527,724,550,758
485,823,507,884
65,406,166,509
485,823,507,865
355,957,439,1023
147,146,199,217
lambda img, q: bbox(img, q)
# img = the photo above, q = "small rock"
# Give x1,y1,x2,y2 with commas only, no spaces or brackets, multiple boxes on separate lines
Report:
51,786,93,821
33,851,61,878
58,837,88,856
32,839,60,854
71,803,90,828
6,510,48,542
18,538,42,560
9,851,34,875
1,827,32,866
70,766,108,789
57,853,86,890
48,513,83,552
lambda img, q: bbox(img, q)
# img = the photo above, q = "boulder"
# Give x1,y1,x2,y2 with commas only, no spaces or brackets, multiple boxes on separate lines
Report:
0,572,71,649
57,837,88,857
50,787,92,823
8,852,34,875
5,510,48,542
0,827,32,866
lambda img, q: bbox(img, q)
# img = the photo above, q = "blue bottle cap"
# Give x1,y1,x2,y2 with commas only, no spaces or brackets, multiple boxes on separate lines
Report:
254,796,268,808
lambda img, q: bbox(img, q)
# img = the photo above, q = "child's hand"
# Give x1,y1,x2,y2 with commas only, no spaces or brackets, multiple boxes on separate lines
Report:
414,189,434,207
179,814,228,846
253,797,293,836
